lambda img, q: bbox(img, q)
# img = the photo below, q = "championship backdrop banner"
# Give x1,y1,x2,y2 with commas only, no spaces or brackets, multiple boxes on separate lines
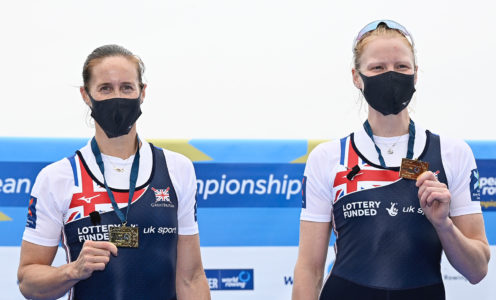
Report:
1,138,495,300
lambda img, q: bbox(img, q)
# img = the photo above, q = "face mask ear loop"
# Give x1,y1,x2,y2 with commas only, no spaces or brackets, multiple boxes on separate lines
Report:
357,72,365,94
83,87,97,108
87,92,97,109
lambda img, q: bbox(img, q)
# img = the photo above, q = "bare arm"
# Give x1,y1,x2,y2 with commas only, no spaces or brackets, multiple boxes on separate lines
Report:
18,240,118,299
417,171,490,284
292,221,331,300
437,214,490,284
176,234,210,300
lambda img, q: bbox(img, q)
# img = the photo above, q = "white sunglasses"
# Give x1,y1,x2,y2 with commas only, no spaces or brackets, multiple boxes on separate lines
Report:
352,20,414,52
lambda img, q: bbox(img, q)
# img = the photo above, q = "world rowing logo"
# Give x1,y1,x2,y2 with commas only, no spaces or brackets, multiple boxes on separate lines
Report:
151,187,174,208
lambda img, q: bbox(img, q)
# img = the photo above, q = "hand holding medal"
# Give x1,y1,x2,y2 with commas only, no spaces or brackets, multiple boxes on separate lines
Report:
416,170,451,229
398,156,450,229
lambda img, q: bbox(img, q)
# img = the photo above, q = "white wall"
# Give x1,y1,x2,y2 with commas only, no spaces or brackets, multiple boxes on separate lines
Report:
1,0,495,140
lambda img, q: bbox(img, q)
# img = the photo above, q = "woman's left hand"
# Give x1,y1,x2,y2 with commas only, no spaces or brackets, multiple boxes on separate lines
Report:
416,171,451,229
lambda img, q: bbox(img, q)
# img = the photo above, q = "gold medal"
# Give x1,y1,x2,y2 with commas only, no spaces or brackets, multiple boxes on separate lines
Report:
400,158,429,180
109,225,139,248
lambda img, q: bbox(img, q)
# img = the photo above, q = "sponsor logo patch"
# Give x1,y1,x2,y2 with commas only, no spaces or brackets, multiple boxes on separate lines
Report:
26,196,37,229
470,169,481,201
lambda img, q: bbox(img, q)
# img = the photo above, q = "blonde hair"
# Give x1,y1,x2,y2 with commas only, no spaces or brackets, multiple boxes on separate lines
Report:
353,24,416,70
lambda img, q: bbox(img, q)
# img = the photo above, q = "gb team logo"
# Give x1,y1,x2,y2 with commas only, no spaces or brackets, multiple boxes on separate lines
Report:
151,187,174,208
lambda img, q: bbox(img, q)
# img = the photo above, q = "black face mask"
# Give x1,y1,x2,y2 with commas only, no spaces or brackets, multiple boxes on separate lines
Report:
359,71,416,115
88,93,142,138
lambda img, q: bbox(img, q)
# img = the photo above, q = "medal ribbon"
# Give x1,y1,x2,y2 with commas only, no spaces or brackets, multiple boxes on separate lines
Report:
363,119,415,168
91,137,140,225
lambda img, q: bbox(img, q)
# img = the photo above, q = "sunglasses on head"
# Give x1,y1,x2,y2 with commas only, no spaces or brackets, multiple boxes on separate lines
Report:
352,20,414,52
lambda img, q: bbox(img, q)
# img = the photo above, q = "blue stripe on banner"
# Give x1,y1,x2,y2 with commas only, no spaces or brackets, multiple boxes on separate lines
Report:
3,161,306,208
0,138,495,250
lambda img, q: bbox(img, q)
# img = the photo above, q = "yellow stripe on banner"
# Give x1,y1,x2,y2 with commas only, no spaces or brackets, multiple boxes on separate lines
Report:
0,211,12,221
291,140,329,163
147,139,213,162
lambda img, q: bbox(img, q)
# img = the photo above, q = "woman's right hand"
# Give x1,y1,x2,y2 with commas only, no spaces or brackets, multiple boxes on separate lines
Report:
70,240,118,280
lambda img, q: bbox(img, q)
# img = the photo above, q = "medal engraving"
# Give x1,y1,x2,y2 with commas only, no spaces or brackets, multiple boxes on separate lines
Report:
400,158,429,180
109,226,139,248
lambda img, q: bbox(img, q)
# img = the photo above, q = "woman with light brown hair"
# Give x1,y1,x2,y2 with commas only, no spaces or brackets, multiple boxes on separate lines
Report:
18,44,210,300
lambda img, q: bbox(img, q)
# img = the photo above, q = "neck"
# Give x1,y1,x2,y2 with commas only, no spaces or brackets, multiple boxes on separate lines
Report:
94,125,139,159
367,107,410,137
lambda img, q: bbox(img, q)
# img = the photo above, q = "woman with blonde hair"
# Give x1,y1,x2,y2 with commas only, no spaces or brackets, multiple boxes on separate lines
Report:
292,20,490,300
